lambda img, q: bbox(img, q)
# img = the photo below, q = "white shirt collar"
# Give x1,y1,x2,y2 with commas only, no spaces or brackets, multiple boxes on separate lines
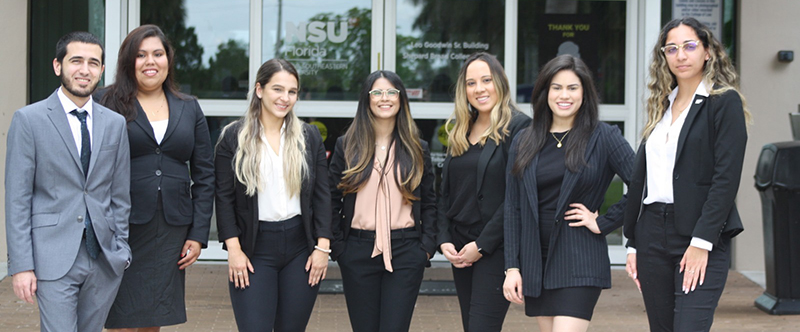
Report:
57,86,94,117
667,80,711,104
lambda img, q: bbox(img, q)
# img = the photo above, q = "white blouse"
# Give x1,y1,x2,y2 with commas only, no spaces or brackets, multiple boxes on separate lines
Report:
636,81,713,252
257,125,302,222
151,119,169,145
642,82,703,204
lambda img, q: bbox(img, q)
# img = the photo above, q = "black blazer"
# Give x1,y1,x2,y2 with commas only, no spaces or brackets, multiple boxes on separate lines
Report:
96,89,215,246
624,89,747,249
437,110,531,254
505,122,635,297
215,121,333,258
328,136,437,261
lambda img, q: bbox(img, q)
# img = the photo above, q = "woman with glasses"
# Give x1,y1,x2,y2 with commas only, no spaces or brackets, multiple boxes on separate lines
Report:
624,17,749,332
437,52,530,332
215,58,332,331
503,54,634,332
329,70,436,332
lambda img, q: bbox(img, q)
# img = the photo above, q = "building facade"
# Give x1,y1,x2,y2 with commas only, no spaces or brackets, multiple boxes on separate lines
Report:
2,0,797,278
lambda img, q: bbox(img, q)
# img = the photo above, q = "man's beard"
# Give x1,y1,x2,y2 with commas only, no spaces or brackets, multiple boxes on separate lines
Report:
61,75,99,98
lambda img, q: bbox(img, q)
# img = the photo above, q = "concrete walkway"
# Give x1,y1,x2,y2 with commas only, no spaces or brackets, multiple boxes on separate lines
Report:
2,263,798,331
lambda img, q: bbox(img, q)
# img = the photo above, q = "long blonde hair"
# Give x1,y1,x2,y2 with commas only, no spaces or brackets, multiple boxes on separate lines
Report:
228,59,308,196
446,52,515,156
337,70,424,204
644,17,751,140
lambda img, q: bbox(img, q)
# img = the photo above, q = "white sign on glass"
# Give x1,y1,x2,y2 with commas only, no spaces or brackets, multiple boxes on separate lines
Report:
672,0,723,39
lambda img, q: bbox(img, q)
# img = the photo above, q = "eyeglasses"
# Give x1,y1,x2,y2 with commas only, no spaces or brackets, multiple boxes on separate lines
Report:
661,41,700,56
368,89,401,100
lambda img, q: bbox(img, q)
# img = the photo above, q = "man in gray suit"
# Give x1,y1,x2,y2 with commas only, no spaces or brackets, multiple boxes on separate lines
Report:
5,31,131,332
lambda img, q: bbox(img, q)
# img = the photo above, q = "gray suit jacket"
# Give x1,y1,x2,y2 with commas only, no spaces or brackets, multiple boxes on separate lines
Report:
5,90,132,280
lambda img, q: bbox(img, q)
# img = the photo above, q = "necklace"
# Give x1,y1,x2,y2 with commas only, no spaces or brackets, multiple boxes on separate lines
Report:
551,130,570,148
142,96,166,118
156,99,165,113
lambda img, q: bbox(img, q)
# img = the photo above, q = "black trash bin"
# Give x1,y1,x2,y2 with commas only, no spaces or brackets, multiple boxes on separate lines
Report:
754,141,800,315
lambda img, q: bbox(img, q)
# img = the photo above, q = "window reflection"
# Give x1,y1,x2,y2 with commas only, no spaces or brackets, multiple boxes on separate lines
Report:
263,0,372,101
141,0,250,99
517,0,626,104
396,0,506,103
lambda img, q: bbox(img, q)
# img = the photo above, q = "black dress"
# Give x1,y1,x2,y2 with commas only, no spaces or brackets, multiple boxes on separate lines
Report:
524,132,602,321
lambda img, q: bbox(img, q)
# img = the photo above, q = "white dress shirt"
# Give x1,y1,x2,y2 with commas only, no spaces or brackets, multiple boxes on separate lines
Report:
629,81,713,253
57,87,93,151
257,124,302,222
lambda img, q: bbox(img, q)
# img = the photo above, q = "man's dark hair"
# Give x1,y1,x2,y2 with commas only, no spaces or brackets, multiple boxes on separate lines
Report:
55,31,105,64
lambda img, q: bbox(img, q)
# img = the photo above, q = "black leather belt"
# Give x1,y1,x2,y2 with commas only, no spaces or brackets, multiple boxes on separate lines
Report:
644,202,675,213
258,215,302,232
350,227,420,240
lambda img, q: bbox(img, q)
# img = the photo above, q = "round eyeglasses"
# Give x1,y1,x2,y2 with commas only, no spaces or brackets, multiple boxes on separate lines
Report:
369,88,401,100
661,40,700,56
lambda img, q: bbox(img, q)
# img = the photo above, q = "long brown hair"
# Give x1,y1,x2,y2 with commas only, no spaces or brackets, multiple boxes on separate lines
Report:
512,55,600,175
337,71,424,203
100,24,185,122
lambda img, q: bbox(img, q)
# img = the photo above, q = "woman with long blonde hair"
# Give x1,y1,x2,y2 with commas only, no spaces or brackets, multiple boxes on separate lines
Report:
329,70,436,332
624,17,749,331
437,52,529,332
215,58,332,332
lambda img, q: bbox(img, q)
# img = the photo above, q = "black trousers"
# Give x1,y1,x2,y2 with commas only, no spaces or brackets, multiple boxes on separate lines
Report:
636,203,731,332
450,231,509,332
338,231,427,332
229,216,319,332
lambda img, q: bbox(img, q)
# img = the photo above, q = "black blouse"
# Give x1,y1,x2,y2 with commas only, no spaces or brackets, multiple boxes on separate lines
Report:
445,142,484,226
536,131,569,256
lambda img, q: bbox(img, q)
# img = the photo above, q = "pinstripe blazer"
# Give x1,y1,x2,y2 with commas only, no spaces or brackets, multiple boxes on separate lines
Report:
504,122,635,297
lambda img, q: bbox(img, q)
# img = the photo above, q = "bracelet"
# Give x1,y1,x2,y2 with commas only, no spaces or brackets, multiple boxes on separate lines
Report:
504,268,520,276
314,245,332,254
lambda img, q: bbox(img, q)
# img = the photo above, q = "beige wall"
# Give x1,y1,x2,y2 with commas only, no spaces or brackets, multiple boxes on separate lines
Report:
0,0,29,272
735,0,800,271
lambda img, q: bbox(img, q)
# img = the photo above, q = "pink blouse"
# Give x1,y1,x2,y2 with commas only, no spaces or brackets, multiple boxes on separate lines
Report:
352,143,414,272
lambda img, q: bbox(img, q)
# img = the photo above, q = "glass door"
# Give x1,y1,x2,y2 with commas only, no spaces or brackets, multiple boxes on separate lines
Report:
124,0,635,263
262,0,376,103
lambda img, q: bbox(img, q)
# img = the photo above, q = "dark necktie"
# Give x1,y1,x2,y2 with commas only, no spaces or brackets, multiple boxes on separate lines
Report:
70,110,99,259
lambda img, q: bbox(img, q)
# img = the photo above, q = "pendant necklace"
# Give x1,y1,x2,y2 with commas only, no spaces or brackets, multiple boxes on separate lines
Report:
551,130,570,148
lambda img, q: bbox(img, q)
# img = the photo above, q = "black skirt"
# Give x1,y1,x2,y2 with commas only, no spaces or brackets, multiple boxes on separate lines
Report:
105,195,190,328
524,286,602,321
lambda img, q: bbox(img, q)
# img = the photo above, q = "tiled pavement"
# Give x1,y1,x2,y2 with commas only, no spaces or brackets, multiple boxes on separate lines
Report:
2,262,799,331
